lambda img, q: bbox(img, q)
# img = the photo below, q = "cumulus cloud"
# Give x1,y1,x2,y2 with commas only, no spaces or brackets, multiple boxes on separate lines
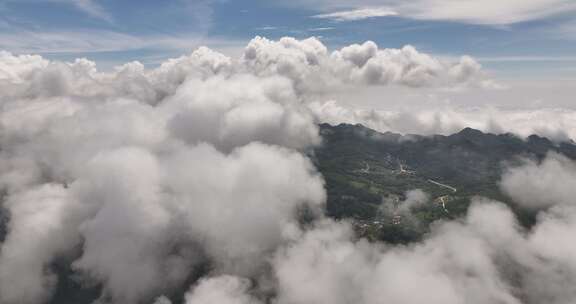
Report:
0,99,324,303
243,37,494,91
0,37,328,304
160,142,325,277
0,37,493,105
272,209,521,304
330,42,491,88
0,184,81,304
273,191,576,304
0,51,48,82
71,147,176,303
163,74,319,151
501,153,576,209
184,275,261,304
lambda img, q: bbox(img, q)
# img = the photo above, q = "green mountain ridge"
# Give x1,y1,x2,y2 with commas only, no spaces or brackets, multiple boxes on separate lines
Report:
314,123,576,242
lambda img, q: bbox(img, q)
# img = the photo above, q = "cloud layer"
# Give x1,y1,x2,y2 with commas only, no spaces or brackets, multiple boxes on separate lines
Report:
1,36,576,304
0,37,332,304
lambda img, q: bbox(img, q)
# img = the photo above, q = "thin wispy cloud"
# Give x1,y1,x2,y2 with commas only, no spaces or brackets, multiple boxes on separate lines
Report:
0,30,141,54
307,27,335,32
0,29,245,64
296,0,576,25
478,56,576,62
68,0,113,22
255,26,278,31
5,0,114,22
398,0,576,25
547,19,576,40
311,7,398,22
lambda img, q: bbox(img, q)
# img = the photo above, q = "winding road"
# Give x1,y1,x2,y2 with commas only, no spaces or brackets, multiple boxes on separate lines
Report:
428,179,457,193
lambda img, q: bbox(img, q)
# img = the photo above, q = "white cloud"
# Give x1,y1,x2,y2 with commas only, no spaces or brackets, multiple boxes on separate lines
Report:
311,7,397,21
184,276,261,304
0,38,328,303
0,184,81,304
273,179,576,304
289,0,576,25
243,37,494,91
501,154,576,209
397,0,576,25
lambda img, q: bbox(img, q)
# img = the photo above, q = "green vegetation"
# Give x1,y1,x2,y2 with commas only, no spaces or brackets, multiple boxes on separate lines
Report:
314,123,576,243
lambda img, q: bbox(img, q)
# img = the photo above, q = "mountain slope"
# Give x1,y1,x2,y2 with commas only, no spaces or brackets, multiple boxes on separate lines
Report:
313,123,576,241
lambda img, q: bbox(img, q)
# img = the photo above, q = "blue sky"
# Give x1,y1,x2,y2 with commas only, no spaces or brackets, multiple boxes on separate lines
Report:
0,0,575,79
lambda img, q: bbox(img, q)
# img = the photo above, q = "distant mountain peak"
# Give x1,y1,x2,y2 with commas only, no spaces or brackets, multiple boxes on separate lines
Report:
319,122,574,146
455,127,485,137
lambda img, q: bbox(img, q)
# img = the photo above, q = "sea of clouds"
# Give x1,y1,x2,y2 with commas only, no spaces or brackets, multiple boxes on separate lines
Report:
1,36,576,304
